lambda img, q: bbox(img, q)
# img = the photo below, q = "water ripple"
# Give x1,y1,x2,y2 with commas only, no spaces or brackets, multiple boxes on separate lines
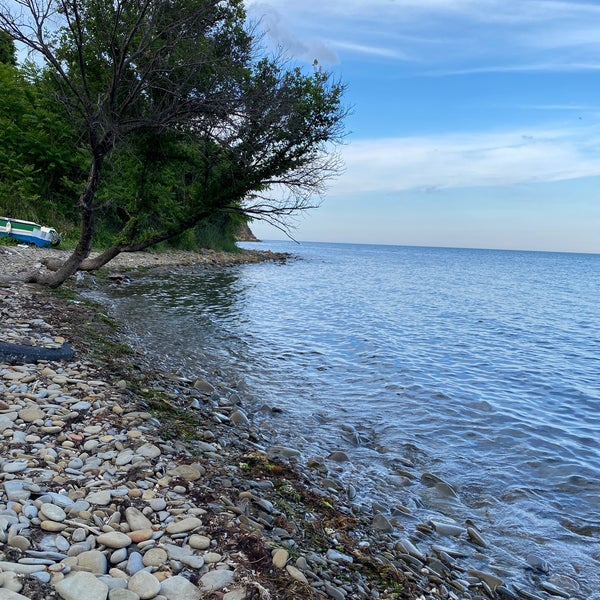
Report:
98,243,600,598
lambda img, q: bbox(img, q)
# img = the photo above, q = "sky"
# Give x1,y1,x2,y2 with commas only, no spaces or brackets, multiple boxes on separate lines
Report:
243,0,600,253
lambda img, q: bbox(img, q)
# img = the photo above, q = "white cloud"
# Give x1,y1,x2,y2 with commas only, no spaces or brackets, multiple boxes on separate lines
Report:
429,62,600,75
245,2,339,63
244,0,600,70
330,127,600,195
331,41,409,60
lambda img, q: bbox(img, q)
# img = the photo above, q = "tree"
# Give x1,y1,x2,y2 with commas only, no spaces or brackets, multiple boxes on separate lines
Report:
0,63,88,227
0,0,253,286
73,58,346,271
0,29,16,65
0,1,346,285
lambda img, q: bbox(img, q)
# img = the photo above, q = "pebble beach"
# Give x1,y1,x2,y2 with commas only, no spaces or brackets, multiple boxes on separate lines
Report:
0,245,553,600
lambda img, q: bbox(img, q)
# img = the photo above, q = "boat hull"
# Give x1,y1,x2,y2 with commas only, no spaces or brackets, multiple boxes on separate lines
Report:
0,217,61,248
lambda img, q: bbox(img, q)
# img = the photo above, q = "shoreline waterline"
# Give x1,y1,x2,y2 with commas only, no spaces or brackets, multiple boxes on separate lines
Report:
94,241,597,600
1,243,594,599
0,245,443,600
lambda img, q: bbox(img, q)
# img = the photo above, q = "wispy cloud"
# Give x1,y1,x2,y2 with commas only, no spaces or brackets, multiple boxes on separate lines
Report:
427,62,600,76
330,127,600,195
246,2,339,63
331,41,409,60
517,103,600,112
245,0,600,71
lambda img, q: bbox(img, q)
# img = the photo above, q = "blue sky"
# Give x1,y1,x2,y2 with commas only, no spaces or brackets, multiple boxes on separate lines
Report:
244,0,600,253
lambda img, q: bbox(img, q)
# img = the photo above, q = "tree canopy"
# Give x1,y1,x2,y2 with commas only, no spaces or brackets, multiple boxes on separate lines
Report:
0,0,347,286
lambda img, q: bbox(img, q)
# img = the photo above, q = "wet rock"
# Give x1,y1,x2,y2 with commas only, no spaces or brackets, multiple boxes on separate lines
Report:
526,553,550,574
467,525,488,547
372,513,393,533
326,549,353,564
328,451,349,462
230,409,250,426
431,520,465,537
193,378,215,393
467,568,504,591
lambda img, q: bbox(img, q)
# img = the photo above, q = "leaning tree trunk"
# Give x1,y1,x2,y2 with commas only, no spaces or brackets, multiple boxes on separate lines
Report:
42,209,216,273
41,244,123,273
24,156,103,287
78,245,123,270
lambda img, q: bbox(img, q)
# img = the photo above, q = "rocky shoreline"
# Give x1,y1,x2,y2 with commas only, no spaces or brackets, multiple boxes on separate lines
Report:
0,245,556,600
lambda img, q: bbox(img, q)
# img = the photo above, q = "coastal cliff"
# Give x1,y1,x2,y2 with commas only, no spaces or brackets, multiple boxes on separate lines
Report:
236,222,260,242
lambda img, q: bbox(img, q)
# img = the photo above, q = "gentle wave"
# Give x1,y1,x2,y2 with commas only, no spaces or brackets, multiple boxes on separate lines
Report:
98,242,600,597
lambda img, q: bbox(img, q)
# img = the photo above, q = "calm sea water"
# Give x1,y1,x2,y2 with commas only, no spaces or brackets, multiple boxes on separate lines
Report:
97,242,600,597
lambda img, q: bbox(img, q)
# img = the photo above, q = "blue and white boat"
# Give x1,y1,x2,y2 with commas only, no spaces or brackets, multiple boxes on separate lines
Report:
0,216,61,247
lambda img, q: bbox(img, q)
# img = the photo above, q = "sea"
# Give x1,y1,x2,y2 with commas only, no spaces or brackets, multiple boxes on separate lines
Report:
93,241,600,598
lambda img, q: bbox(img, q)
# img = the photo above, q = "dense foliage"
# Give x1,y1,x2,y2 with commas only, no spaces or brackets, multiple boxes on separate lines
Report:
0,1,346,285
0,62,88,234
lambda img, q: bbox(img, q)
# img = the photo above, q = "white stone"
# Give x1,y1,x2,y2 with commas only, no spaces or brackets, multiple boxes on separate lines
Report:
149,498,167,512
86,490,112,506
160,576,202,600
188,535,210,550
3,481,29,502
200,569,234,591
0,562,44,575
97,532,132,549
128,571,161,600
0,571,23,593
76,550,108,574
115,450,135,466
40,503,67,522
286,565,308,584
108,588,140,600
223,591,248,600
181,555,204,569
142,547,168,567
135,443,161,459
203,552,221,564
0,590,32,600
54,571,109,600
272,548,289,569
18,406,45,422
2,461,29,474
165,517,201,534
162,544,193,562
108,589,139,600
125,507,153,531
